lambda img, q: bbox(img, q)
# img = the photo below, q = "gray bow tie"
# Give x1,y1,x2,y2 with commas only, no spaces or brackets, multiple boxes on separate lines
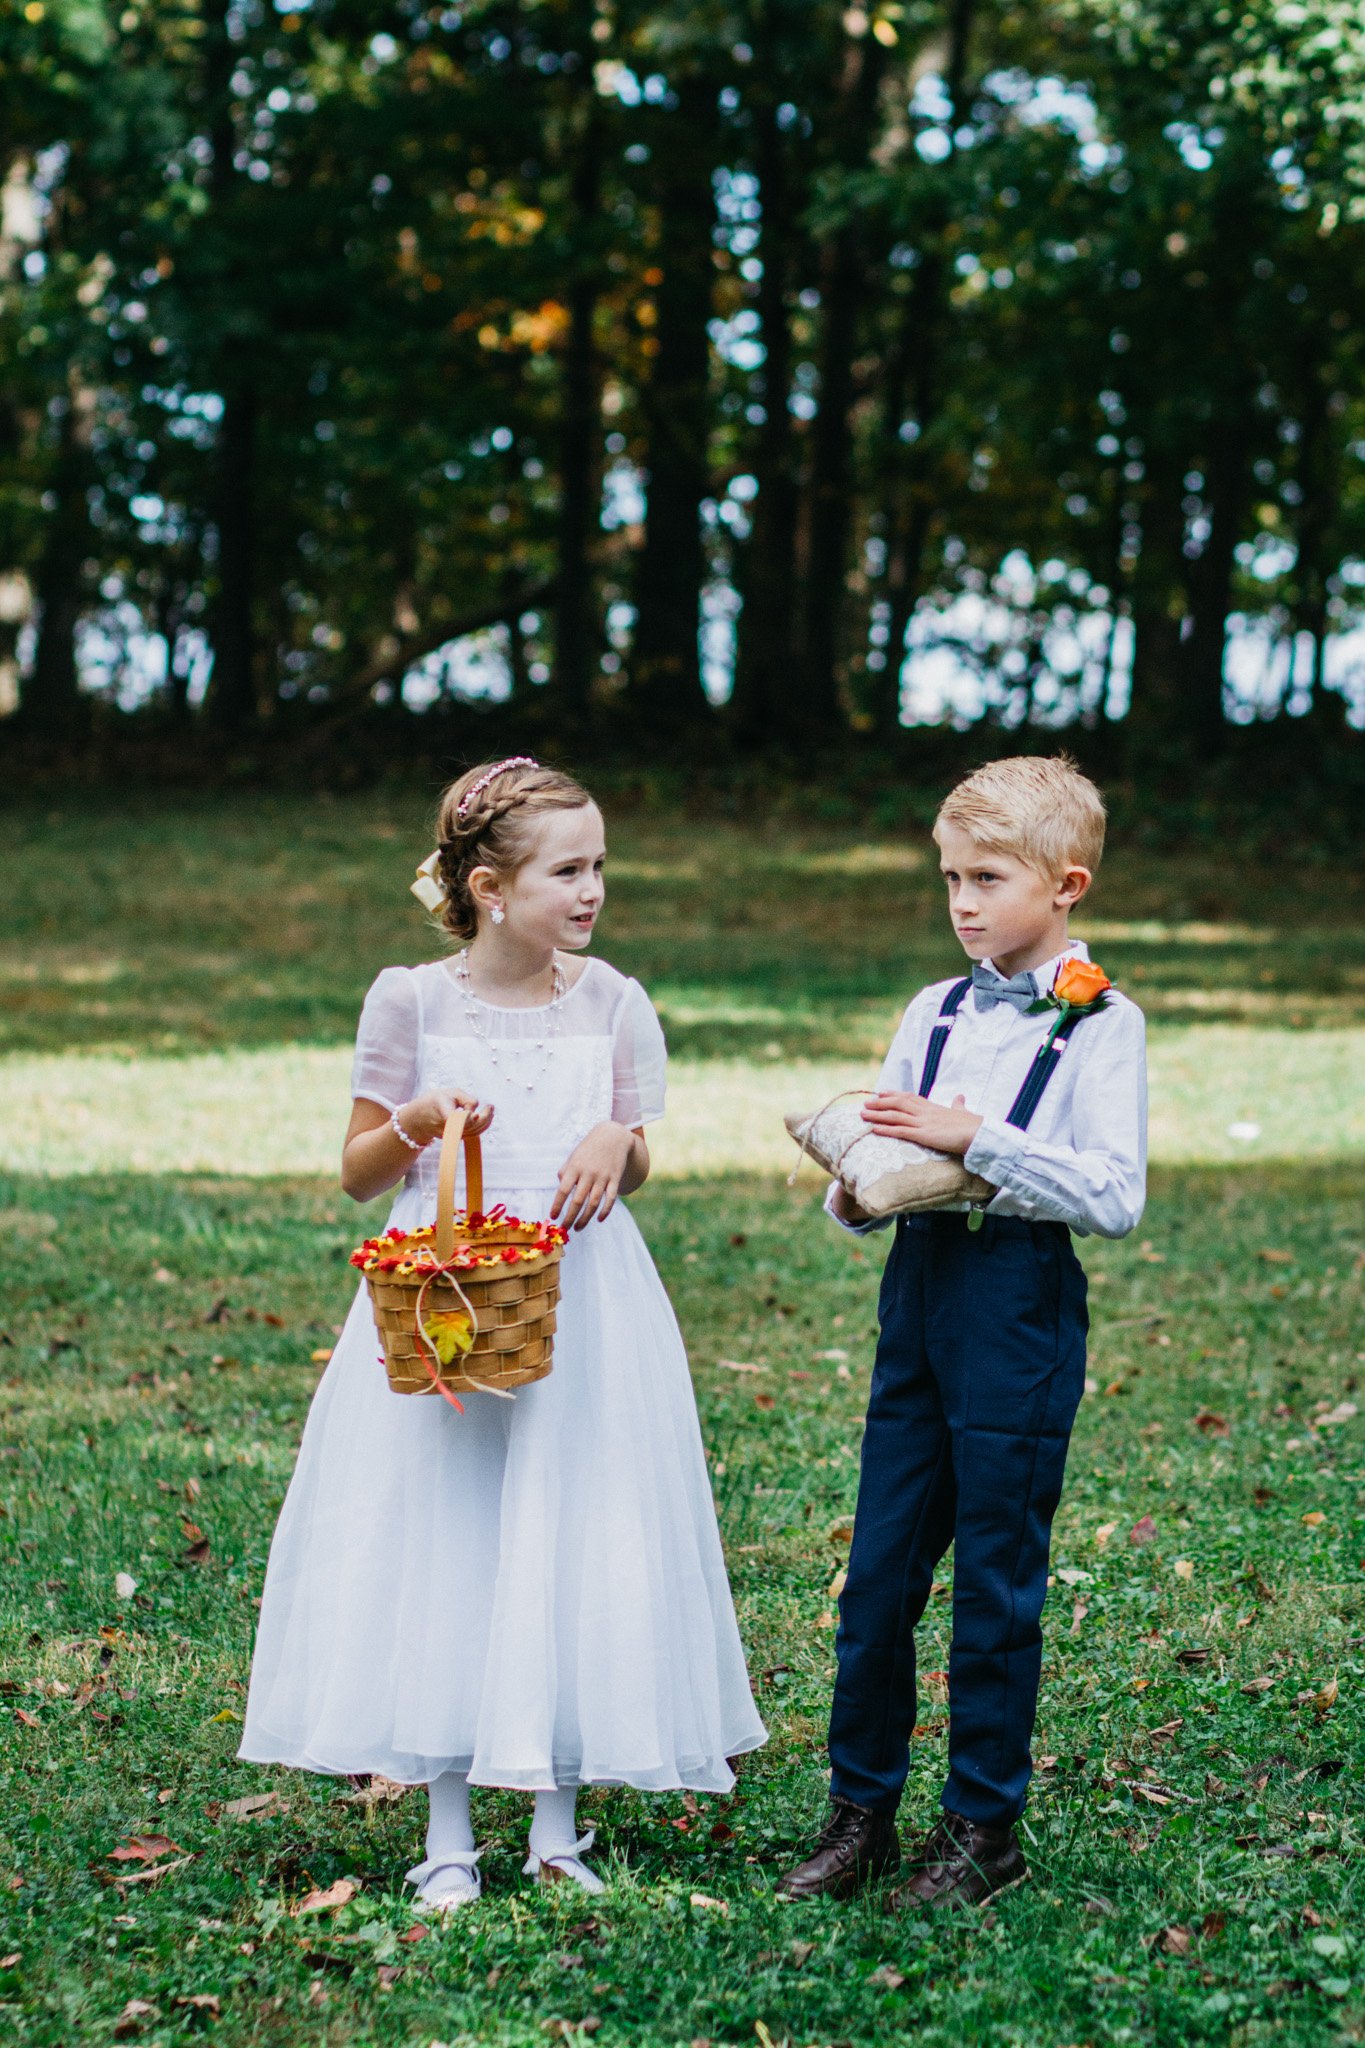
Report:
971,964,1039,1013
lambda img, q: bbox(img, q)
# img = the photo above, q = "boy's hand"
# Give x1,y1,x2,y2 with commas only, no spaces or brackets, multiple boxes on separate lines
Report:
861,1090,983,1157
829,1181,871,1226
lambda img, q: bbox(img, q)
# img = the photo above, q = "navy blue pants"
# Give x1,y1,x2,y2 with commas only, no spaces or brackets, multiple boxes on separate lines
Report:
828,1212,1087,1827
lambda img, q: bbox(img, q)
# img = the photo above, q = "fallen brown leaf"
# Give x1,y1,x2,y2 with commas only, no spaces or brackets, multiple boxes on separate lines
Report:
108,1836,183,1865
376,1965,403,1989
220,1793,287,1822
1302,1511,1326,1528
110,1856,193,1888
752,1393,776,1411
13,1709,39,1729
1257,1248,1293,1264
173,1994,220,2015
1194,1410,1230,1437
869,1964,906,1988
1129,1515,1157,1546
688,1892,729,1915
1314,1679,1339,1715
114,2000,159,2039
336,1775,409,1812
1240,1675,1276,1696
1315,1401,1358,1428
398,1922,429,1945
1155,1923,1193,1955
292,1878,358,1916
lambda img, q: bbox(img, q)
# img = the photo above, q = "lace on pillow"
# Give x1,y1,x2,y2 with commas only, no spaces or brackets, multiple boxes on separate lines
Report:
786,1089,876,1186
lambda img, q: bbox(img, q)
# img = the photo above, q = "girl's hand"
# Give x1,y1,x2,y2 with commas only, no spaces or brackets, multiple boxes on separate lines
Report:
552,1121,637,1231
397,1088,495,1148
861,1090,982,1157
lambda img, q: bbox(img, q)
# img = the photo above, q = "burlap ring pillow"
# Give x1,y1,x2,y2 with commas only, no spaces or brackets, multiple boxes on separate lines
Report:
785,1093,995,1221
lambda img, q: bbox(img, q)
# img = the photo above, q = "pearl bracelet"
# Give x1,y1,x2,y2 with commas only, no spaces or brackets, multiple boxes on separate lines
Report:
390,1107,426,1153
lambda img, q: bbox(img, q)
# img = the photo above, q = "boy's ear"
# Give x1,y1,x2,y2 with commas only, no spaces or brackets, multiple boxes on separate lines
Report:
1055,864,1092,909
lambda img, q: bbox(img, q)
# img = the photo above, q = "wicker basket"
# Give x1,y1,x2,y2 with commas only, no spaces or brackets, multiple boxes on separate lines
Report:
357,1109,565,1404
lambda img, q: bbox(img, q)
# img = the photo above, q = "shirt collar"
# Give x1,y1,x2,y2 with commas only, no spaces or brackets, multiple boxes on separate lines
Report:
979,936,1089,992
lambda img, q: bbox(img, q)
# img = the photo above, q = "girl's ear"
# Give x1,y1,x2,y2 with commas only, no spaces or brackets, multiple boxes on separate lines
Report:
1055,864,1092,909
466,863,503,916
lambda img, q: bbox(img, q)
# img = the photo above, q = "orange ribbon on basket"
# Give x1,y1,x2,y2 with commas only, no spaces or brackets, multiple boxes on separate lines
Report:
408,1241,523,1412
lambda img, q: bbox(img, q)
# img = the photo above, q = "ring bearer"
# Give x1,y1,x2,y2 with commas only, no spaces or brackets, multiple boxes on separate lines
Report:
779,756,1147,1910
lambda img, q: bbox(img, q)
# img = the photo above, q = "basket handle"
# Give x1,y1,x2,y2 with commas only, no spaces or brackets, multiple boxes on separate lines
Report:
435,1109,485,1261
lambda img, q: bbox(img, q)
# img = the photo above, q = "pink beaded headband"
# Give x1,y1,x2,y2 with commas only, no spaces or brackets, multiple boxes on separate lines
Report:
455,756,539,820
409,757,540,913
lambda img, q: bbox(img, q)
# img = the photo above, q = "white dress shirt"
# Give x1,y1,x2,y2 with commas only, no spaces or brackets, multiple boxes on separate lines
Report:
825,940,1147,1240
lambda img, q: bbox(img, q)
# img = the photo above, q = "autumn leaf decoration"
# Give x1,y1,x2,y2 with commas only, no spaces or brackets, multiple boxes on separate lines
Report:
423,1309,475,1366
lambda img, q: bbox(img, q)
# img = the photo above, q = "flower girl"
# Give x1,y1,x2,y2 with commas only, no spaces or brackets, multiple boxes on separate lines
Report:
241,758,765,1908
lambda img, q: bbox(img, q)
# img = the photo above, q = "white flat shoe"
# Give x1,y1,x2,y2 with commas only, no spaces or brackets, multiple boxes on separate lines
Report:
522,1829,605,1895
405,1849,483,1913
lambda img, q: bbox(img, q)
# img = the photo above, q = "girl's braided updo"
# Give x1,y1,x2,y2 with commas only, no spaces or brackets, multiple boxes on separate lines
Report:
432,759,594,943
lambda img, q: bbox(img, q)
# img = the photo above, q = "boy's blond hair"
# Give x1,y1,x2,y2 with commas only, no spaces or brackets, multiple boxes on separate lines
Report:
934,755,1106,879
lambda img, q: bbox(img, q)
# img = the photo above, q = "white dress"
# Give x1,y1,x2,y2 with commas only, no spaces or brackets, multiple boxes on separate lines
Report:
240,954,766,1793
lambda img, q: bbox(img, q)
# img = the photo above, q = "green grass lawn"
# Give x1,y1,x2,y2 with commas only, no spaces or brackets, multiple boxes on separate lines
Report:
1,793,1363,2046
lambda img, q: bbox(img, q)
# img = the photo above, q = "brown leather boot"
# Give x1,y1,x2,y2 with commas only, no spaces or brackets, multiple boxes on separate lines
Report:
887,1810,1027,1911
775,1797,901,1901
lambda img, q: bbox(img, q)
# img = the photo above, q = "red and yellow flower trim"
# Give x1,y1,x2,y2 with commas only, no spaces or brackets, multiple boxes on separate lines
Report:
350,1210,568,1280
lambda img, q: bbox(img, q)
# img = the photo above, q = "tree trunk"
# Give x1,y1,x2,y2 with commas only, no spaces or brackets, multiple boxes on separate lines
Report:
1181,414,1245,755
872,254,946,743
794,30,887,736
629,78,717,735
869,0,976,742
554,67,604,722
1123,454,1188,766
202,0,258,731
24,396,89,740
208,374,258,729
731,92,801,743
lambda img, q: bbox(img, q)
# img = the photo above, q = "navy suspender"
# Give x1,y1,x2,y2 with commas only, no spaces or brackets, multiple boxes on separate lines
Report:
917,976,1095,1132
1004,1006,1087,1129
917,977,972,1096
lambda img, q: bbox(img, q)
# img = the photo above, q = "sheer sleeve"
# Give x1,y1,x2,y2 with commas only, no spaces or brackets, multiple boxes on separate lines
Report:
350,967,421,1112
611,977,667,1126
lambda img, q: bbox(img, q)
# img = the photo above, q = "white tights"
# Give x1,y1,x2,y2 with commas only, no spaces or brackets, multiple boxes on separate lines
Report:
425,1771,580,1863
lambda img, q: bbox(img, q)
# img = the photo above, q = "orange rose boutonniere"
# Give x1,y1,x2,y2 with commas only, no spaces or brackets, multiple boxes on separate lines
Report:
1052,957,1112,1010
1030,956,1113,1051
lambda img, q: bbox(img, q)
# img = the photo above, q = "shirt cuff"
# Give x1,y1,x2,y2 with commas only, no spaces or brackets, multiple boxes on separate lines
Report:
822,1180,890,1237
964,1115,1027,1190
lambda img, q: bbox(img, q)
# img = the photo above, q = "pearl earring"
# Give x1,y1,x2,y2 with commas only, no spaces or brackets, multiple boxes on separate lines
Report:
491,906,505,926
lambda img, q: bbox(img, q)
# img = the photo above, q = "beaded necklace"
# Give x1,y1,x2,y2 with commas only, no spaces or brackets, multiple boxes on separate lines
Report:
452,950,568,1093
